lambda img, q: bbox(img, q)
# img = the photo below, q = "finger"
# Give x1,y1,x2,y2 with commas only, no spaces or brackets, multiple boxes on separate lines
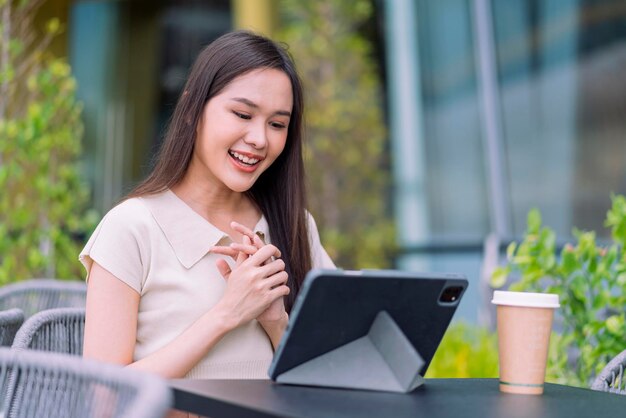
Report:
258,258,287,279
236,236,251,265
235,251,247,265
264,270,289,289
245,244,282,266
231,221,265,249
268,284,290,300
229,243,259,256
230,221,282,259
230,241,274,266
215,259,232,280
210,246,240,259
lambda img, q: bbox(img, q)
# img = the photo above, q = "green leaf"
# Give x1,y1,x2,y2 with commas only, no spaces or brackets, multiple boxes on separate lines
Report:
46,18,61,34
490,266,510,288
560,245,578,275
506,242,517,260
512,255,533,265
605,315,624,336
527,208,542,233
606,194,626,246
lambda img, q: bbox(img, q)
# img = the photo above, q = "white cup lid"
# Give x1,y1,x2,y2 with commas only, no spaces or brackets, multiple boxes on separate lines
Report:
491,290,560,308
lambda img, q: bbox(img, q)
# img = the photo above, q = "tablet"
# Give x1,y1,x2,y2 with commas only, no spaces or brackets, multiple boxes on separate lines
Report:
268,269,468,392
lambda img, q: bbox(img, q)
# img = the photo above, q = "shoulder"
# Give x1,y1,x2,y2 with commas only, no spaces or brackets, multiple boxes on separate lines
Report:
98,197,156,235
105,197,151,223
303,210,336,269
83,197,157,254
304,210,318,228
79,197,154,291
304,210,320,244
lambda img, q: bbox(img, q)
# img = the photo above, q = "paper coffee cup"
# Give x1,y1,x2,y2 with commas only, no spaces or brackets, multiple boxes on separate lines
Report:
492,291,559,395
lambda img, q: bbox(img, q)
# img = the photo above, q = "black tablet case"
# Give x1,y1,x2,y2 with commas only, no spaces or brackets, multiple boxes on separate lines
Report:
268,269,468,393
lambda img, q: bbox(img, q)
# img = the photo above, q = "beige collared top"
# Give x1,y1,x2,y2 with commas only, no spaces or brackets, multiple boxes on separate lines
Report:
79,189,335,379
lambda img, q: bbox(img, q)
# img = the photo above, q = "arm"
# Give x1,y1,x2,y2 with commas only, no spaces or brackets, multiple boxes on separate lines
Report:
306,211,336,269
84,262,235,378
257,312,288,349
84,242,287,379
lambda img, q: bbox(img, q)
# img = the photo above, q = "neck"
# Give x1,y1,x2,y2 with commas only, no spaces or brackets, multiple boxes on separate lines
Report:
172,178,245,216
170,172,261,238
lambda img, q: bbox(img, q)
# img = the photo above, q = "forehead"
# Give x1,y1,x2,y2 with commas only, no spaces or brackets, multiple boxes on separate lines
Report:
216,68,293,111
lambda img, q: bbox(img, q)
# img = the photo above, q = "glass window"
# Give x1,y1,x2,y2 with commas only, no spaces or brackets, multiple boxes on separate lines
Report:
386,0,626,321
416,0,490,242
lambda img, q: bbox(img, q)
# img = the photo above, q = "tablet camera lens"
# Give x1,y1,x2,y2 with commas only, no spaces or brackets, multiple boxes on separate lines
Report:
440,286,463,303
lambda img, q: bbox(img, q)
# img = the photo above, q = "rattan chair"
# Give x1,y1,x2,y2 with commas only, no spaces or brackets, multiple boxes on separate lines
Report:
0,347,172,417
0,279,86,318
591,349,626,394
12,308,85,355
0,309,24,347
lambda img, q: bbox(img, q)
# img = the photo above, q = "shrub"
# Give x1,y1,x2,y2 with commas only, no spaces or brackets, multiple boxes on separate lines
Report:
0,1,96,283
491,195,626,386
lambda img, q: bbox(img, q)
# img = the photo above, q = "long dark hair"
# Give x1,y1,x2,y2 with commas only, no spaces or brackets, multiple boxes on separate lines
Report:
129,31,311,311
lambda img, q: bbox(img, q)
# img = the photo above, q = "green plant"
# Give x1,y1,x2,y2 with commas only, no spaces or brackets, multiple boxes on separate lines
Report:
278,0,396,269
426,322,499,378
491,195,626,387
0,0,97,283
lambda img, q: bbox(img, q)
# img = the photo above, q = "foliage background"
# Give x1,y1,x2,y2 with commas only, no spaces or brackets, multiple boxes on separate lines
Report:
278,0,396,269
0,0,96,283
425,322,499,379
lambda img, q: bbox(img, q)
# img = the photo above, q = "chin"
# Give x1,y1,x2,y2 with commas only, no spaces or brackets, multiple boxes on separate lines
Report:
231,186,253,193
226,181,256,193
224,171,264,193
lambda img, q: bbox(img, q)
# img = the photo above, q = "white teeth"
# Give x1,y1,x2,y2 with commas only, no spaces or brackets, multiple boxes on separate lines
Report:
230,151,259,165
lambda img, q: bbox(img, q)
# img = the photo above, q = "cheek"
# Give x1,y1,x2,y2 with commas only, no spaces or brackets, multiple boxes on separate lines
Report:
274,131,289,151
197,127,236,156
268,135,288,162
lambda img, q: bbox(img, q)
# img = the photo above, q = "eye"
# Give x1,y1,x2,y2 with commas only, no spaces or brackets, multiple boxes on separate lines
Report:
270,121,287,129
233,111,251,120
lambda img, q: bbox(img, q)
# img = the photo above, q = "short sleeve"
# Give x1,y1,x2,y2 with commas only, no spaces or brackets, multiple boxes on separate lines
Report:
79,199,149,294
306,212,336,269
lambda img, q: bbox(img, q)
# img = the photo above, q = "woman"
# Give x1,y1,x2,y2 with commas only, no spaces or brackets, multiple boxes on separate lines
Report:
80,30,335,380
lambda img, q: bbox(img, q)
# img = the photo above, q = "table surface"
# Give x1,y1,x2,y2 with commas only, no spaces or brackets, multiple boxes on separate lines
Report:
170,378,626,418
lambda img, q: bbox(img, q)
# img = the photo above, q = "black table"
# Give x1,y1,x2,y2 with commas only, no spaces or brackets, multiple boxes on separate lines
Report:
170,378,626,418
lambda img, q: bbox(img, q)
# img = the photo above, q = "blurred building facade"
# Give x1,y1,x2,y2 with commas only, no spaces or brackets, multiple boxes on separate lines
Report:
39,0,626,322
385,0,626,322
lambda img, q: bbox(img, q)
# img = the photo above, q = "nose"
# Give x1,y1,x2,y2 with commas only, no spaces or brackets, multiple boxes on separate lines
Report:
244,121,268,149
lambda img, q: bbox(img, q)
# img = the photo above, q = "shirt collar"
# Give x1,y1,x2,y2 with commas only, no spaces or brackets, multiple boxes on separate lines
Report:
140,190,269,269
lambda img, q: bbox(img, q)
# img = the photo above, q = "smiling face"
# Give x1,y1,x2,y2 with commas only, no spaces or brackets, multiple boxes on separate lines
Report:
188,68,293,193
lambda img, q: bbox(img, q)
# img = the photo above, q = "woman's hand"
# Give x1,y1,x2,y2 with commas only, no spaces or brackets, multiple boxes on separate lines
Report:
211,222,290,337
214,238,287,329
212,234,288,330
210,221,277,260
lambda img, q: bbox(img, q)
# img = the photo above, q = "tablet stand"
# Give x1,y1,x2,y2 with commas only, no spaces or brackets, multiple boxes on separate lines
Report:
275,311,425,393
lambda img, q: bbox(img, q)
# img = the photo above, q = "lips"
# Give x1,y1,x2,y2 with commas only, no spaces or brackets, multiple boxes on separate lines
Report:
228,150,265,172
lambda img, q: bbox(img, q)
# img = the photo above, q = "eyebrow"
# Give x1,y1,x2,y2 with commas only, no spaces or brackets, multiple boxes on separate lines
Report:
231,97,291,117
